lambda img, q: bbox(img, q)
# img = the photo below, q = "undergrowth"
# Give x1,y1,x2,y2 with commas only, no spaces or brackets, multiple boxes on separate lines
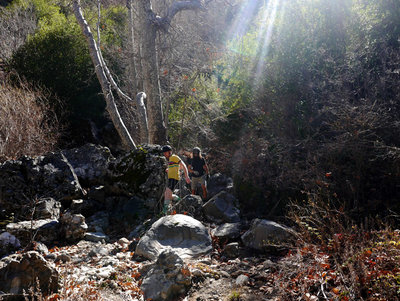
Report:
271,197,400,300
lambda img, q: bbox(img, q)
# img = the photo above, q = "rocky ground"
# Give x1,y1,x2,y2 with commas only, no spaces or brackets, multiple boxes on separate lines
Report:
0,144,297,300
38,236,283,301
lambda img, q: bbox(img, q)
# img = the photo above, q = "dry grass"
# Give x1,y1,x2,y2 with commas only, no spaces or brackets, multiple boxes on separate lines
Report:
0,78,59,161
271,199,400,300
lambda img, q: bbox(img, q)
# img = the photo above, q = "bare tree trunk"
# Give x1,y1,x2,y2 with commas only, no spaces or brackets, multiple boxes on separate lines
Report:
127,0,142,92
133,0,205,145
73,0,137,150
135,0,167,145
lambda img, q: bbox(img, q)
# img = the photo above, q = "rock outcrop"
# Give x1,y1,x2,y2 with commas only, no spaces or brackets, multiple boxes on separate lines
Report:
0,251,59,296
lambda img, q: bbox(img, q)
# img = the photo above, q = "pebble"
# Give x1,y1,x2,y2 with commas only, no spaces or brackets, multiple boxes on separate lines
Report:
117,237,130,246
56,253,71,263
235,274,250,286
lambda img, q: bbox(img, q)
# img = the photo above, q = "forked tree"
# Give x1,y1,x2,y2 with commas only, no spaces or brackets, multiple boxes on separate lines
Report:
73,0,205,147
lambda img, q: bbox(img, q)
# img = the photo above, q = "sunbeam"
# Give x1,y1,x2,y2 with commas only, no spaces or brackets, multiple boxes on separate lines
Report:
225,0,284,87
254,0,280,84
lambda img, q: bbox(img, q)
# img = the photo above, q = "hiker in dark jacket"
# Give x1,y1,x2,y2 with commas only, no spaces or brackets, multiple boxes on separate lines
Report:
188,147,209,199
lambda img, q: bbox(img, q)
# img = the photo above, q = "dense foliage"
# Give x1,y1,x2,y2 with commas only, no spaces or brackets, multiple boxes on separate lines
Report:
198,0,400,218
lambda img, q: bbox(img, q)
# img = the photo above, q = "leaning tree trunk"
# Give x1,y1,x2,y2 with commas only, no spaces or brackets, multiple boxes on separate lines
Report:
73,0,137,150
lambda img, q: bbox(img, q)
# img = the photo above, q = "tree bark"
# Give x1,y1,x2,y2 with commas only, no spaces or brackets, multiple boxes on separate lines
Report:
134,0,167,145
134,0,205,145
136,92,149,143
73,0,137,150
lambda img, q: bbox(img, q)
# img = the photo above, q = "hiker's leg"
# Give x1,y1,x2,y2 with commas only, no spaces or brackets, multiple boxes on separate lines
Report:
201,184,207,200
164,187,173,214
191,177,197,195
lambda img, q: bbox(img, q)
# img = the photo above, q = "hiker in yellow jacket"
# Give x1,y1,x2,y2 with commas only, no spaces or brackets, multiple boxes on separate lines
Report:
162,145,190,214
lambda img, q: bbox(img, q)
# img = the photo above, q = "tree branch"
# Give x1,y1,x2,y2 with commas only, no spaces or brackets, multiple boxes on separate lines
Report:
73,0,137,150
157,0,205,31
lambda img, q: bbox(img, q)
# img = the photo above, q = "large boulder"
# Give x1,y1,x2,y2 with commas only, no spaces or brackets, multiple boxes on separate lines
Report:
0,251,58,296
108,146,166,206
6,219,59,247
241,219,297,252
62,144,114,186
140,249,192,301
135,214,212,260
0,153,83,220
207,173,234,198
203,191,240,224
211,222,241,240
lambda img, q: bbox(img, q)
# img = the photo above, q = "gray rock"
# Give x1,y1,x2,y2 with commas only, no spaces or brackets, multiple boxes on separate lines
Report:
207,173,234,198
235,274,250,286
175,194,204,219
60,211,87,241
0,232,20,257
108,147,166,202
86,211,109,233
135,214,212,260
85,232,109,243
0,153,83,220
203,191,240,224
34,198,61,220
241,219,297,252
0,251,58,295
140,249,191,301
88,246,109,257
211,223,241,240
6,219,59,246
62,144,114,186
223,242,239,259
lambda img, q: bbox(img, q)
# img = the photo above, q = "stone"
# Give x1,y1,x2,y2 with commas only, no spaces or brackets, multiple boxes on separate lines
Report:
62,144,114,186
0,153,83,220
211,223,241,240
235,274,250,286
117,237,130,246
33,198,61,220
60,211,88,242
174,194,204,219
0,232,20,257
135,214,212,260
86,211,109,233
6,219,59,246
203,191,240,224
108,146,166,202
85,232,109,243
223,242,239,259
241,219,297,252
0,251,58,295
207,173,234,198
140,249,192,301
